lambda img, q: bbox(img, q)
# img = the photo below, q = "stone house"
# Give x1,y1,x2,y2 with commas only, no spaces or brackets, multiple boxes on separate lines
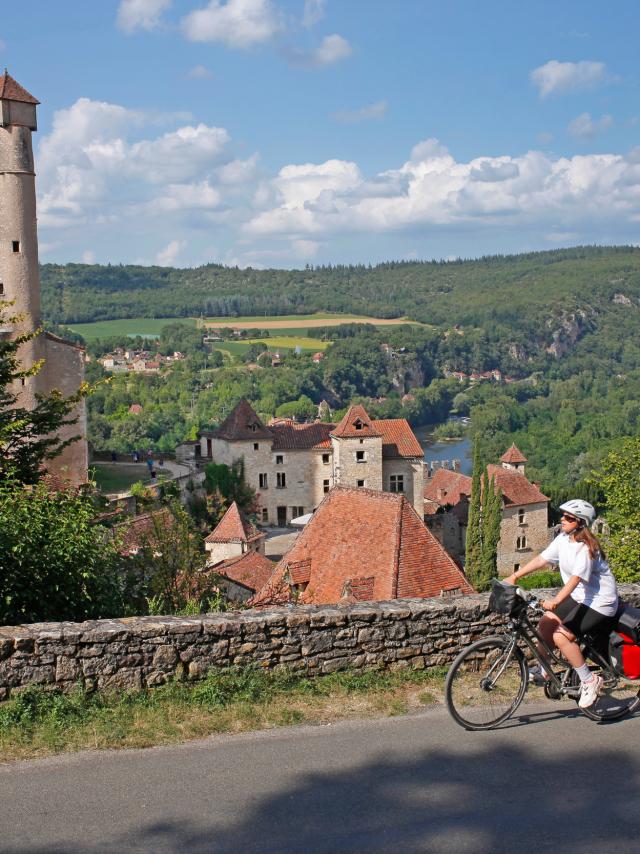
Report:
249,486,474,607
204,501,266,564
199,400,425,525
423,444,550,576
207,551,275,604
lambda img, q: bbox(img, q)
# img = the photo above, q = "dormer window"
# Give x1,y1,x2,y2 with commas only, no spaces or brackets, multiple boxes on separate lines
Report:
354,420,363,430
250,423,257,432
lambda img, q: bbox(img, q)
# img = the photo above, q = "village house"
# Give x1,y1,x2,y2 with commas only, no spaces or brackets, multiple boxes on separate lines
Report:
423,444,550,576
203,502,273,603
198,400,425,526
249,487,474,607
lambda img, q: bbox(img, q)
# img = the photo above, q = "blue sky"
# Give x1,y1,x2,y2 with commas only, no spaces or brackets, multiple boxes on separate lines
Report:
2,1,639,267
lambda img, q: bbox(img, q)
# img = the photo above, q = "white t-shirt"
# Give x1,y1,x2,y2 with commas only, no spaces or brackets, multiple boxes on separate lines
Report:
541,532,618,616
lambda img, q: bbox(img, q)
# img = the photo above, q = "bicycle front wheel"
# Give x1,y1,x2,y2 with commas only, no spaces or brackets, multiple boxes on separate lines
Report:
445,637,527,731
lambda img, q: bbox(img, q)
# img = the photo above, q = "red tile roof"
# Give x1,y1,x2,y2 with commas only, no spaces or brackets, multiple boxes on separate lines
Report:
211,551,275,593
249,487,473,607
424,469,473,505
375,418,424,457
205,501,264,544
114,508,175,556
204,399,273,441
270,422,333,451
331,404,381,439
487,464,548,507
500,443,528,464
0,72,39,104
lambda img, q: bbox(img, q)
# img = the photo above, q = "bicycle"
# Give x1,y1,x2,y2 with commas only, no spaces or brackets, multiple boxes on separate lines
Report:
445,583,640,730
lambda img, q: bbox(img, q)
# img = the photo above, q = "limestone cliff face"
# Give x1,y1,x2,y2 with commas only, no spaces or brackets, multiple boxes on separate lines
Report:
545,309,591,359
391,358,426,394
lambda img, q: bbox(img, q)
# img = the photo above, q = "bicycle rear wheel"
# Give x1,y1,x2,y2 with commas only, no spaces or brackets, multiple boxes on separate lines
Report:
445,637,527,731
577,668,640,722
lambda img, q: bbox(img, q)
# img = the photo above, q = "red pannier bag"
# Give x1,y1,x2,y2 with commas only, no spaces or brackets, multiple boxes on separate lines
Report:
609,632,640,680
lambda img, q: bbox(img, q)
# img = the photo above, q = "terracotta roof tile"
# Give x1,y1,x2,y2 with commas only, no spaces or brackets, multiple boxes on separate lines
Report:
271,422,333,451
0,71,39,105
211,551,275,593
424,469,473,505
487,464,548,507
114,508,175,555
500,443,528,464
249,487,473,607
204,399,273,441
205,501,264,544
375,419,424,457
331,404,381,438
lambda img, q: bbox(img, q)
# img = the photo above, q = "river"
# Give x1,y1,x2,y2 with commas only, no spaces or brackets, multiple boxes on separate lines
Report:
414,426,472,476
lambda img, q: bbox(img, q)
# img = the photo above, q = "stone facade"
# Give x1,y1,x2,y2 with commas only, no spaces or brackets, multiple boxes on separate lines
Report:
497,502,551,577
3,585,639,701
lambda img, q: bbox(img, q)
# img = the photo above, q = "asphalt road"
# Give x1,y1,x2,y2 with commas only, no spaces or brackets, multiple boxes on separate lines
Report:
2,701,640,854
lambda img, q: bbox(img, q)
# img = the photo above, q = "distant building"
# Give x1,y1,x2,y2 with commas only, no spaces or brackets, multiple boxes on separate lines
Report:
208,551,275,604
423,444,550,576
199,399,425,525
204,501,266,564
249,487,473,607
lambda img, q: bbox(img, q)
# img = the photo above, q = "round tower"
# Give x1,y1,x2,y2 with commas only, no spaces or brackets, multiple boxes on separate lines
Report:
0,70,45,404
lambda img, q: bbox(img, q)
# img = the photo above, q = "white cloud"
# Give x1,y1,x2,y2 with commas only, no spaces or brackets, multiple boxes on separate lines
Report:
156,239,186,265
530,59,611,97
332,100,388,124
302,0,324,28
117,0,171,33
188,64,214,79
568,112,613,139
82,249,96,264
285,33,352,67
181,0,282,48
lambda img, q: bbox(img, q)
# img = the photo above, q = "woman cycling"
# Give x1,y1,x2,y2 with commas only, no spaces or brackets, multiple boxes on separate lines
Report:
504,499,618,709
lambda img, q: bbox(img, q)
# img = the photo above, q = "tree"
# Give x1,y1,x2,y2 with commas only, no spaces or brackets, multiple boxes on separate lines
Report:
0,308,88,485
465,442,503,591
0,480,123,624
465,442,483,586
204,459,257,516
594,435,640,582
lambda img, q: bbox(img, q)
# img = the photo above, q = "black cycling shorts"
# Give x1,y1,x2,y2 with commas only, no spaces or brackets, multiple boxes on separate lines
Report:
554,596,616,639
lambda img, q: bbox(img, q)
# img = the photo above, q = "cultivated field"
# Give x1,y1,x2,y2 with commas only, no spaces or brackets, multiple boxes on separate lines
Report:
203,312,418,330
67,317,197,341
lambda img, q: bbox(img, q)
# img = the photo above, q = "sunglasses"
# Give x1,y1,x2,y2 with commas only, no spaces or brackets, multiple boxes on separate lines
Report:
561,513,580,524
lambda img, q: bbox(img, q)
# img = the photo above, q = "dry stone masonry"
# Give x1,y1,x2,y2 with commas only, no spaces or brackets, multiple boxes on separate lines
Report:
2,585,640,701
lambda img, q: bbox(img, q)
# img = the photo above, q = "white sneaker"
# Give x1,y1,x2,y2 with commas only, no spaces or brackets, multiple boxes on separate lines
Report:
528,665,548,685
578,674,603,708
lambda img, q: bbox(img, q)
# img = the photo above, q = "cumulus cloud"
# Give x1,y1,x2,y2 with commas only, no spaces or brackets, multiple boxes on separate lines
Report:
188,64,214,79
530,59,611,97
181,0,283,48
332,100,388,124
285,33,352,67
117,0,171,33
568,112,613,139
156,239,186,265
36,97,252,234
302,0,325,28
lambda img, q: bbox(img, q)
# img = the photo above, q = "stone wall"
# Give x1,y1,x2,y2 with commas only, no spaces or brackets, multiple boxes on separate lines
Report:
2,585,639,701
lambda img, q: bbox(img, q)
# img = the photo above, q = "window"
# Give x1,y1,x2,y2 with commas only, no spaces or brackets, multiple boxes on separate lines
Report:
516,535,527,550
513,563,520,573
518,508,525,524
291,506,304,518
357,479,365,488
275,454,284,465
323,479,330,493
253,443,259,451
354,420,363,430
250,423,257,432
356,450,366,462
259,473,268,489
322,453,330,464
12,241,19,253
277,472,286,488
0,282,4,295
359,438,364,444
262,508,269,523
390,474,404,493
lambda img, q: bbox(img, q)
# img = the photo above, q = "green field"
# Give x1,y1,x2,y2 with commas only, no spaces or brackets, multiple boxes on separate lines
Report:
67,317,197,341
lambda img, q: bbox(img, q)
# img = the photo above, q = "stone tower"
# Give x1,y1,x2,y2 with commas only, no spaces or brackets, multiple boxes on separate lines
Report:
0,71,88,484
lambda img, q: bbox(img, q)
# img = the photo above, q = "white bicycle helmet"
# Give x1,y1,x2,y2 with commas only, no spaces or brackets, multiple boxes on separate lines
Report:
559,499,596,526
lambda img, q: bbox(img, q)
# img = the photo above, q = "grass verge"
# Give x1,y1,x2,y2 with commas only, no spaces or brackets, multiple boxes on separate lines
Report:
0,666,447,763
